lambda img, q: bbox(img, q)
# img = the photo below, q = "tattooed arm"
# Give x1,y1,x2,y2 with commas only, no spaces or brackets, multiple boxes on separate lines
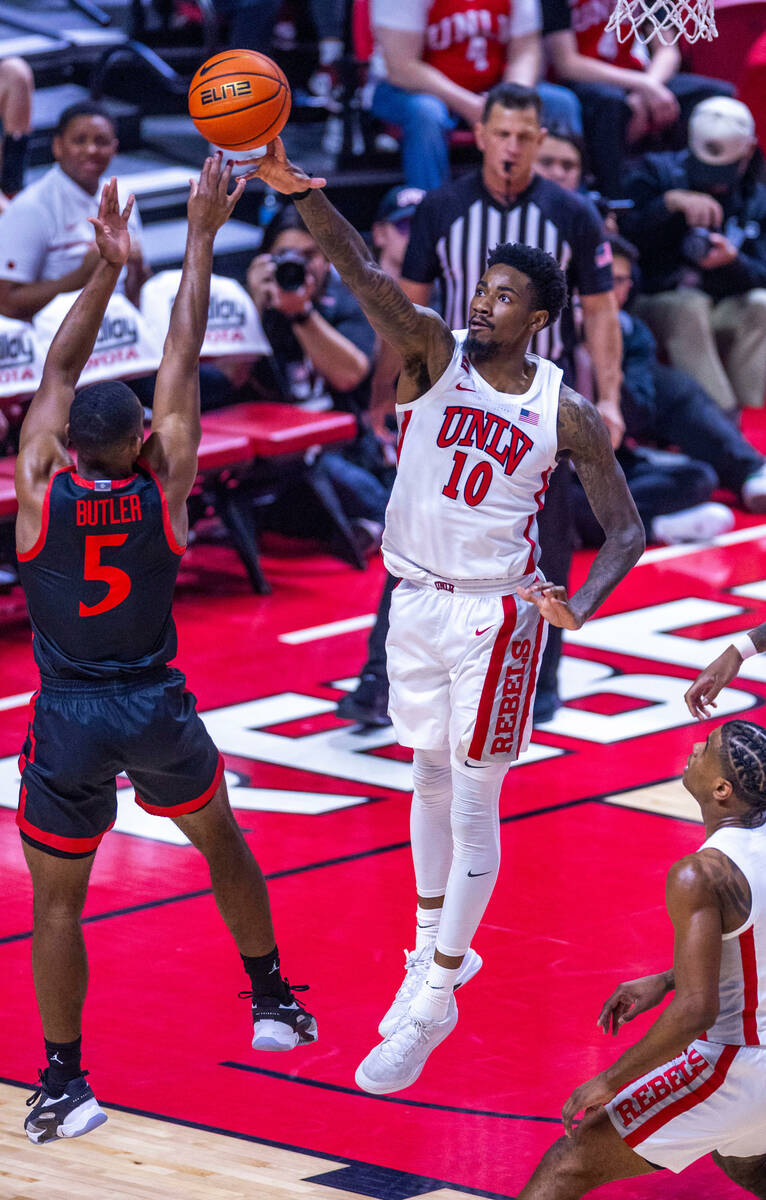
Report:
250,139,454,401
518,386,644,629
562,853,726,1136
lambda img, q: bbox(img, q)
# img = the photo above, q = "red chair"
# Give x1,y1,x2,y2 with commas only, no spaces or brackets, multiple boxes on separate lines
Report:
200,401,363,594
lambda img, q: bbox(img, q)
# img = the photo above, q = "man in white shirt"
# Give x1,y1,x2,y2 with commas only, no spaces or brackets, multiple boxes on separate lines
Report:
370,0,582,189
0,101,147,322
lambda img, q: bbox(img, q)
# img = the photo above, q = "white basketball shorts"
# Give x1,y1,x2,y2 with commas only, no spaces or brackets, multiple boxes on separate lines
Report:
605,1040,766,1173
386,578,547,765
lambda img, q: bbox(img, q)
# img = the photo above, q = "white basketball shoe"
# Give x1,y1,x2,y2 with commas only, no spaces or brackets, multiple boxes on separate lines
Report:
378,945,482,1037
356,994,458,1094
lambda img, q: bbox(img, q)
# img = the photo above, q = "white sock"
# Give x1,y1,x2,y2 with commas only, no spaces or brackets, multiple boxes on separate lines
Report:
410,960,459,1022
415,904,440,953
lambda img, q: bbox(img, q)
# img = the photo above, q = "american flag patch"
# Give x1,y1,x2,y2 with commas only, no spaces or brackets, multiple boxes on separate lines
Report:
94,479,112,491
595,240,613,268
519,408,539,426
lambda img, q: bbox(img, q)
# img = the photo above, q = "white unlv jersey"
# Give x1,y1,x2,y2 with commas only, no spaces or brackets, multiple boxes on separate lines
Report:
382,332,562,590
701,822,766,1046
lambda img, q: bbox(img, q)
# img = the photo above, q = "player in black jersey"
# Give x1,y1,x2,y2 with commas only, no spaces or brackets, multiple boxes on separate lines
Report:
17,163,317,1146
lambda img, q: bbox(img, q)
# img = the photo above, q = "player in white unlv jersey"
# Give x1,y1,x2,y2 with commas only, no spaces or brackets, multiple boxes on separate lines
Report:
519,719,766,1200
383,342,561,591
249,139,644,1096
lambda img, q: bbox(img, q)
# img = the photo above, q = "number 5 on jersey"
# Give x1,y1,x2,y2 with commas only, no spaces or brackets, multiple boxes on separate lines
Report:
80,533,132,617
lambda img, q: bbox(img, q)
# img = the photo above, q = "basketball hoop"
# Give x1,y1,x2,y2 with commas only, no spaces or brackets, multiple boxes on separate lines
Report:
605,0,717,44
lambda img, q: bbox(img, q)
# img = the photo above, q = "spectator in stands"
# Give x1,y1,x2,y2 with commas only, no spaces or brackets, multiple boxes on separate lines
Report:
0,101,148,321
542,0,734,196
536,124,589,193
534,147,766,519
245,203,391,544
622,96,766,415
0,57,33,209
610,234,766,514
370,0,582,190
572,233,753,548
212,0,344,101
337,184,427,727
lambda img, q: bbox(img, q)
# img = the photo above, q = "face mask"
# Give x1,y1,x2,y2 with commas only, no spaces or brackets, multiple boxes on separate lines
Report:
687,155,742,194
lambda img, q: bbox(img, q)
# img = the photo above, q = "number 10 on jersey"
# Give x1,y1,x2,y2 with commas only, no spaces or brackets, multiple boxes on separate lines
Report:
442,450,493,507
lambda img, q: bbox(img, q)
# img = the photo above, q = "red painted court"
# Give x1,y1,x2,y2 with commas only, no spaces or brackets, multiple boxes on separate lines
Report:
3,418,766,1198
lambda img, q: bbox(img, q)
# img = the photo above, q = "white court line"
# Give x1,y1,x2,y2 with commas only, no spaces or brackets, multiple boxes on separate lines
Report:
0,691,33,712
640,522,766,565
279,613,376,645
279,523,766,644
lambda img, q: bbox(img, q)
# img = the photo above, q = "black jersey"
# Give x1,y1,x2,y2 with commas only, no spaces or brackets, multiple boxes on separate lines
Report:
402,170,613,362
17,459,184,681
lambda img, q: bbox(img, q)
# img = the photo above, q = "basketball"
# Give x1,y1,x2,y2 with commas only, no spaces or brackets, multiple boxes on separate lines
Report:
188,49,291,151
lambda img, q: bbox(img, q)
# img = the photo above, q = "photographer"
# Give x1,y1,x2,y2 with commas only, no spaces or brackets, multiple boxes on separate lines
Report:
245,204,390,540
621,97,766,414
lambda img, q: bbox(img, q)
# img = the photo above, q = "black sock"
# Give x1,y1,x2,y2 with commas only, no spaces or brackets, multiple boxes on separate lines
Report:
241,944,282,997
1,134,28,196
44,1036,82,1095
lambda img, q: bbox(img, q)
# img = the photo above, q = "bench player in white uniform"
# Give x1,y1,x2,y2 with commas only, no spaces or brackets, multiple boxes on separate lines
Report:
250,140,644,1095
518,718,766,1199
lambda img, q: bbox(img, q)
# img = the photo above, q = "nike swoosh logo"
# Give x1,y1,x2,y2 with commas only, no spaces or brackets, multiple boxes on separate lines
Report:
467,869,493,877
475,626,492,636
426,984,445,989
455,382,476,392
463,760,489,769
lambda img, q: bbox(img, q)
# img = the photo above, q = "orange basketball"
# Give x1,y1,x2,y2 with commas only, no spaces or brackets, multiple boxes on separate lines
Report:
188,49,291,150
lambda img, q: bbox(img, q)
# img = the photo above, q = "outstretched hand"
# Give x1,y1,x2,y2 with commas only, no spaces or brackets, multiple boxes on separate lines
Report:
88,177,134,268
685,645,742,720
517,581,584,630
241,137,326,194
188,153,246,235
597,973,671,1036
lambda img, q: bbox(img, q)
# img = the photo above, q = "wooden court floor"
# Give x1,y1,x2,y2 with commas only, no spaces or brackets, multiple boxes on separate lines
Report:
2,496,766,1198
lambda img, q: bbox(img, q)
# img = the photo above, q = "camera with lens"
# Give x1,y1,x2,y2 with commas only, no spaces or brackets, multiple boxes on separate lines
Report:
681,227,714,265
272,250,307,292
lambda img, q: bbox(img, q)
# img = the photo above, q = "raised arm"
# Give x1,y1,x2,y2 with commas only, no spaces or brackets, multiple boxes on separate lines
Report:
518,386,644,628
17,178,133,479
561,854,724,1135
250,139,454,400
141,155,244,509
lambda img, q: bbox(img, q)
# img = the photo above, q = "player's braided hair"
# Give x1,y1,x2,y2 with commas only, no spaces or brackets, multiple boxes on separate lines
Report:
486,243,568,327
719,720,766,828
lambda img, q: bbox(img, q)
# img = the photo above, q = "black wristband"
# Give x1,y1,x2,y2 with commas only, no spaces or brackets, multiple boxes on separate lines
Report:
288,186,312,201
287,306,314,324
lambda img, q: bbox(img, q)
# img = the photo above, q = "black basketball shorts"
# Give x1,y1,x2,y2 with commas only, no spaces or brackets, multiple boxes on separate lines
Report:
17,667,224,858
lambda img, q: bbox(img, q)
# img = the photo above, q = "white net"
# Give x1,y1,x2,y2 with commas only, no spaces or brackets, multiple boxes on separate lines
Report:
605,0,717,43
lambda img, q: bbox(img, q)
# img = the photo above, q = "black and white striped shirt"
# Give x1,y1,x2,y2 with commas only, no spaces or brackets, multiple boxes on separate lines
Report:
402,170,613,362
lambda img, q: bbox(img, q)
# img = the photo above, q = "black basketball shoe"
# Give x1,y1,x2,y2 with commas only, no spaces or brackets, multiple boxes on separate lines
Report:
24,1070,107,1144
240,978,318,1050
